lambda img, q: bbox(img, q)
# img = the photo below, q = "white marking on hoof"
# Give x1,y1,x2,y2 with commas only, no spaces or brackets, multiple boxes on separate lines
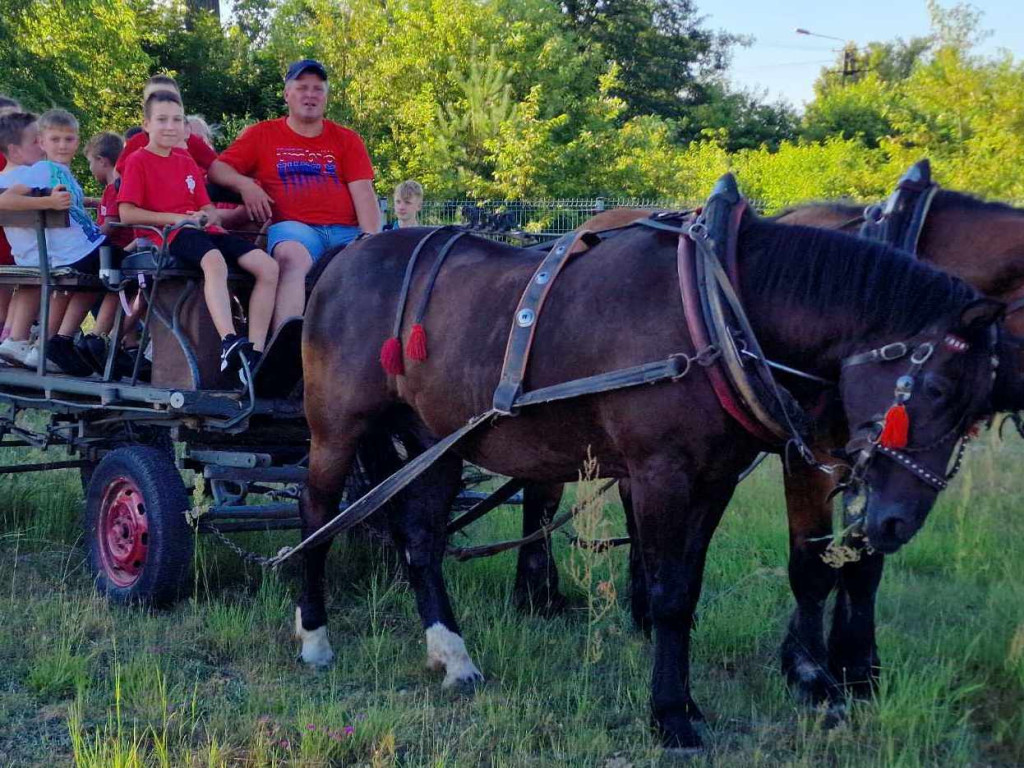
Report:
796,661,822,683
294,606,334,667
425,622,483,688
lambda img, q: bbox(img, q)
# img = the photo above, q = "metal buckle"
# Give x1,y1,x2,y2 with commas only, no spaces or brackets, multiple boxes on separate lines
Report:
687,221,708,241
910,342,934,365
878,342,908,361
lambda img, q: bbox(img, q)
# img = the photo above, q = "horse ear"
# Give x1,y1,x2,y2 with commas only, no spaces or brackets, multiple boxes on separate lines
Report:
957,298,1005,332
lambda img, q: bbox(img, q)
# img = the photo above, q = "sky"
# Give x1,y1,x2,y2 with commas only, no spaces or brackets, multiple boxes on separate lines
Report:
699,0,1024,108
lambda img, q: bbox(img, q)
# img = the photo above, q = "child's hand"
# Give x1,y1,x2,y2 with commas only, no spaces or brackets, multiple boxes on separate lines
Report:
48,185,72,211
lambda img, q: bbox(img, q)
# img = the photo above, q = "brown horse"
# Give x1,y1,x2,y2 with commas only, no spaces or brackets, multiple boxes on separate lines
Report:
596,187,1024,710
297,207,1010,751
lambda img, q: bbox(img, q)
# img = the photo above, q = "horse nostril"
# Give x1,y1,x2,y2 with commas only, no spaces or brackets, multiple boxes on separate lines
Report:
881,515,908,542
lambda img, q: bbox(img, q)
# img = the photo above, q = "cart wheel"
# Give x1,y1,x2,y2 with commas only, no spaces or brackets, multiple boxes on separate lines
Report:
86,446,193,606
79,429,175,498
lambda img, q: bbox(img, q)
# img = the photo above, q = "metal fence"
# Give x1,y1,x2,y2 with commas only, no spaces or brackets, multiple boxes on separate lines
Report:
381,198,690,241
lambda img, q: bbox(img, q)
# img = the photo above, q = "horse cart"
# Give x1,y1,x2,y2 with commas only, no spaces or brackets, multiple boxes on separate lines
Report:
0,203,527,606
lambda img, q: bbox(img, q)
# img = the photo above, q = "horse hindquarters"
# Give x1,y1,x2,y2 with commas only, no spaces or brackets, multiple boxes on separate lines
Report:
628,463,735,752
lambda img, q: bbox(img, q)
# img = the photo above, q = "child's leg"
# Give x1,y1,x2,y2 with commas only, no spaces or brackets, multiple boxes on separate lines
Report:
46,290,72,339
236,249,279,352
8,287,40,340
0,287,12,332
56,292,101,338
199,250,236,340
93,293,120,337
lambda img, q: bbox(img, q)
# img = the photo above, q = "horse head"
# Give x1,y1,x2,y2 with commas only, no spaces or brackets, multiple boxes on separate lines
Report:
837,298,1004,553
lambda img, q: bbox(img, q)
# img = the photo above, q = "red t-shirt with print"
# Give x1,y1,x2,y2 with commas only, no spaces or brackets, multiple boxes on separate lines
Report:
0,153,11,265
117,148,224,246
216,118,374,226
116,131,217,175
97,183,133,248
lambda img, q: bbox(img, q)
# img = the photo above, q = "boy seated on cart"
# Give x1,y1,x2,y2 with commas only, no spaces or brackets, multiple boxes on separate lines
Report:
117,91,279,383
0,109,123,376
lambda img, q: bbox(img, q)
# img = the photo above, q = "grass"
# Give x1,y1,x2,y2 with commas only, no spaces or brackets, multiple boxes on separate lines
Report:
0,429,1022,767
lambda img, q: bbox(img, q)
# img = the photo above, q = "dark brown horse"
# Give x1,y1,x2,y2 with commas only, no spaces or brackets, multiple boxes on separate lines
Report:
577,188,1024,710
297,208,1010,751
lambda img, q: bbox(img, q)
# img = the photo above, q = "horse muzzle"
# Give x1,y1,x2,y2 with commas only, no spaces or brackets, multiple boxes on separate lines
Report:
863,495,927,554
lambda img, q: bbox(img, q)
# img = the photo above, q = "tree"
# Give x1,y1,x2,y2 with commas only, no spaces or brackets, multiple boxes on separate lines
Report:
560,0,739,124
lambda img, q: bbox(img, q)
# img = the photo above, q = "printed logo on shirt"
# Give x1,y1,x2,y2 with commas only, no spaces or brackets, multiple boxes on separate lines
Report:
275,147,342,190
186,174,196,194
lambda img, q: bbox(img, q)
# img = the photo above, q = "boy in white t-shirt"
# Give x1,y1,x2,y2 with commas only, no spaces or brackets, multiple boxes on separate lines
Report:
0,110,107,374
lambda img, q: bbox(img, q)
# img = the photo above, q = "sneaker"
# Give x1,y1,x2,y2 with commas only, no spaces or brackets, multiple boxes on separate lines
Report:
22,344,60,373
220,334,251,374
115,346,151,382
0,338,33,366
75,333,109,374
44,335,95,376
238,346,263,386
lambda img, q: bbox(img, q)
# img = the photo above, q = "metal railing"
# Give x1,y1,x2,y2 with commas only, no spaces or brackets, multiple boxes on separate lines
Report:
380,197,689,239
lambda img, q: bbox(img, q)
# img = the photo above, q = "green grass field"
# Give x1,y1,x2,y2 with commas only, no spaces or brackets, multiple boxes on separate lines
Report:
0,430,1022,767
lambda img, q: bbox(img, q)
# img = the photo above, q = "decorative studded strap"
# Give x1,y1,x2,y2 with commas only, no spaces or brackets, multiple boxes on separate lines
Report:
492,230,592,413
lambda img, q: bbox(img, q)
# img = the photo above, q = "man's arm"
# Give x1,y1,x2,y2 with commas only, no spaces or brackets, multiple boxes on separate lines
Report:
348,180,381,234
0,184,71,212
208,160,274,223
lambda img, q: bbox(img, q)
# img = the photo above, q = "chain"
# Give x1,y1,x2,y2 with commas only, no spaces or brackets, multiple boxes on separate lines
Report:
202,522,285,567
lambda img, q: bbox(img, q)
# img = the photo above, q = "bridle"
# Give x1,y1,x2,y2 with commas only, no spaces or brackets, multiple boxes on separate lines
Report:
834,328,999,503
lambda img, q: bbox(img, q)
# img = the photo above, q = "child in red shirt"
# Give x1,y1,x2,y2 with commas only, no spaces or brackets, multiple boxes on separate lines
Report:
118,91,279,382
115,75,217,177
85,131,133,249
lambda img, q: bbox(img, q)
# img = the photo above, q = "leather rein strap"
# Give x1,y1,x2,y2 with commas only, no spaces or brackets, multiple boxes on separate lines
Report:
493,230,592,413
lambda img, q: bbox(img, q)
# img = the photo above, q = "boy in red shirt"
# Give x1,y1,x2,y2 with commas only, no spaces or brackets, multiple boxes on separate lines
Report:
86,132,132,248
115,75,218,177
118,91,279,381
0,95,20,339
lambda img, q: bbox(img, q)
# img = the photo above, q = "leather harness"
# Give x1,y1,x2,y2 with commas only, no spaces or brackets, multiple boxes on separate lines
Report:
859,159,939,255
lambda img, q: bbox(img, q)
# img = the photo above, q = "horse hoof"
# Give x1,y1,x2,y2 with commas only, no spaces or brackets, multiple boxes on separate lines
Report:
823,701,848,730
443,669,484,694
294,608,334,668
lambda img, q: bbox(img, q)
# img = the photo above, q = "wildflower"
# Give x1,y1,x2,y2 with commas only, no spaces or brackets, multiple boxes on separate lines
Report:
278,739,291,749
330,731,343,742
344,725,355,736
306,723,317,731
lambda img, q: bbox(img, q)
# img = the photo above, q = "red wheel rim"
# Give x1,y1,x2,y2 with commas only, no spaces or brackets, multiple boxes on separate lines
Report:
97,476,149,588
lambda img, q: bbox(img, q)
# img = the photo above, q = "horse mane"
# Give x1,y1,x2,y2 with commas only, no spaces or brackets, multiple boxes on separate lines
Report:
770,200,863,221
929,188,1024,217
740,214,978,340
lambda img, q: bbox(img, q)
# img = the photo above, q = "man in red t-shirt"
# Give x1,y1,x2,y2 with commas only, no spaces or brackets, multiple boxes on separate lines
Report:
208,59,381,329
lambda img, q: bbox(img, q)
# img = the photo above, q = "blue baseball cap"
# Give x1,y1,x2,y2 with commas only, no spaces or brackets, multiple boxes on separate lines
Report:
285,59,328,83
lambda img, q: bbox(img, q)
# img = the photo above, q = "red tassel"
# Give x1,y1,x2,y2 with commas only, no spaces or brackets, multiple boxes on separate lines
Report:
380,337,404,375
407,323,428,361
878,403,909,449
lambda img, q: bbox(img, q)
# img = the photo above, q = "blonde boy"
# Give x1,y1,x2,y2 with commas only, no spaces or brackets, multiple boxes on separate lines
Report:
389,180,423,229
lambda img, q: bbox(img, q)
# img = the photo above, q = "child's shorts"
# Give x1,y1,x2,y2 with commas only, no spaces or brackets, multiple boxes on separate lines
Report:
69,244,123,275
169,230,259,269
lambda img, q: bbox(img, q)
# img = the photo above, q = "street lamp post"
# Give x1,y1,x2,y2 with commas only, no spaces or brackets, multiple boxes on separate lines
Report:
795,28,862,82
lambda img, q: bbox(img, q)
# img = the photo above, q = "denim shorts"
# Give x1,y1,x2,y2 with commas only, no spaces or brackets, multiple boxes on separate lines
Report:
267,221,361,262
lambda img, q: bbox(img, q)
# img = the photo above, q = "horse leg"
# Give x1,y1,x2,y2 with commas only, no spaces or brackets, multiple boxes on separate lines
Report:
295,430,363,667
828,552,884,698
389,429,483,690
513,482,567,614
779,460,844,713
620,478,652,637
631,465,732,752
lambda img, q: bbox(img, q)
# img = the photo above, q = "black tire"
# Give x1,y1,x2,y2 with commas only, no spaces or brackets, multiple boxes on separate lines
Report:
86,446,193,607
79,428,175,498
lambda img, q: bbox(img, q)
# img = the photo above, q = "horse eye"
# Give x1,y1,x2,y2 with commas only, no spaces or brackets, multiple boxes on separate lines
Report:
922,373,952,402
